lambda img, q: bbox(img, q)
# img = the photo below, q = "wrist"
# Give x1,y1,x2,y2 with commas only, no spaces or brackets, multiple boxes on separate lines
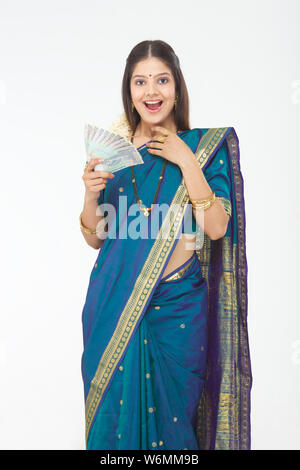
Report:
177,150,198,172
84,190,100,204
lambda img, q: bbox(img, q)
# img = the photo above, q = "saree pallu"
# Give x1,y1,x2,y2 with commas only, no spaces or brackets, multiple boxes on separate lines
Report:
81,124,252,450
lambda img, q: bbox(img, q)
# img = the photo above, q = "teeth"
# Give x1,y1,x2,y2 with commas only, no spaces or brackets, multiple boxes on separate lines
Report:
145,100,161,104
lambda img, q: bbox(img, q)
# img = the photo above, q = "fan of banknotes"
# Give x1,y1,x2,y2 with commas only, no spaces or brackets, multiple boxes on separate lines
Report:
84,124,144,173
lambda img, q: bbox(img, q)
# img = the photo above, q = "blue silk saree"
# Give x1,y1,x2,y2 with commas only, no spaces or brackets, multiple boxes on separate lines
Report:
81,124,252,450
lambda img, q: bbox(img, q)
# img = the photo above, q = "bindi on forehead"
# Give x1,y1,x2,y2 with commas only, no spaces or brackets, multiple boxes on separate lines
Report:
132,72,171,79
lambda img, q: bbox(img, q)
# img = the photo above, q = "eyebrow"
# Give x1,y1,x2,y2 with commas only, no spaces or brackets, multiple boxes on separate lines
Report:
132,72,171,79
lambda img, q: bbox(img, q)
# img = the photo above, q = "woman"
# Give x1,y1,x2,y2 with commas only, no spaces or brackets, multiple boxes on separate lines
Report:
79,40,252,450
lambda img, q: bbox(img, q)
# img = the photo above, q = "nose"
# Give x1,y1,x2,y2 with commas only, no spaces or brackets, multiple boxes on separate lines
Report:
145,78,159,96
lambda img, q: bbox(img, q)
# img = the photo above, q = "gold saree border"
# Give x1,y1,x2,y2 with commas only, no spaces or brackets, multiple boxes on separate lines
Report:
216,196,232,217
161,254,195,282
84,127,230,444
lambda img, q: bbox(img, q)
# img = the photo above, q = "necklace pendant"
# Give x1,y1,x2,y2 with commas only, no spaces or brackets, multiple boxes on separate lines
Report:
141,207,151,217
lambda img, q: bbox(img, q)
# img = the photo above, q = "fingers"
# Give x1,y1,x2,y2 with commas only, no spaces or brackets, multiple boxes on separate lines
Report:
86,158,115,177
82,176,107,193
82,158,115,193
149,132,170,146
146,141,163,149
85,157,100,172
89,171,114,180
87,183,106,192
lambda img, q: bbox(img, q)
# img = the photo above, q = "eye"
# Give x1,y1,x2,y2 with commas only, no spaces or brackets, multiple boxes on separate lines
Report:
134,77,169,85
158,78,169,84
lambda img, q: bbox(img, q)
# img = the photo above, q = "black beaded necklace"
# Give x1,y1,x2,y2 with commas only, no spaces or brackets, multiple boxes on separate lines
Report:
130,131,168,218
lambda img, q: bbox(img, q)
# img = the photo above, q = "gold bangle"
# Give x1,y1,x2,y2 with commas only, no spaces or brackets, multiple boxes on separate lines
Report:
191,193,216,211
190,190,215,205
79,212,97,234
192,201,211,208
192,202,213,211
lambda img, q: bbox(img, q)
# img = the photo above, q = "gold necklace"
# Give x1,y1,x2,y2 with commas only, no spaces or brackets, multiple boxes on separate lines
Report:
130,131,168,217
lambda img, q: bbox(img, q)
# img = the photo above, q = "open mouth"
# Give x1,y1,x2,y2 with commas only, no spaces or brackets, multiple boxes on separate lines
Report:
143,101,163,112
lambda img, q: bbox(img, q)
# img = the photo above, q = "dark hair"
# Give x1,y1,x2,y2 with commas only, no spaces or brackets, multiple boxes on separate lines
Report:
122,40,190,133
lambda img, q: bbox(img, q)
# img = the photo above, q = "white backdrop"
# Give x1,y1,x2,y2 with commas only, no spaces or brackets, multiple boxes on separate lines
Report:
0,0,299,450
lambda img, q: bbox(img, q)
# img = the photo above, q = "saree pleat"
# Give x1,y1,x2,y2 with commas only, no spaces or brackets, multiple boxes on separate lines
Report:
87,252,208,450
81,122,252,450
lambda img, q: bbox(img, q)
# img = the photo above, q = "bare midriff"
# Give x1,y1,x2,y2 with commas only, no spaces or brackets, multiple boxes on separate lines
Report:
132,135,196,280
161,234,196,278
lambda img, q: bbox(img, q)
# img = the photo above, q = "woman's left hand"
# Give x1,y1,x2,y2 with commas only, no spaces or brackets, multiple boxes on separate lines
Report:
146,125,194,167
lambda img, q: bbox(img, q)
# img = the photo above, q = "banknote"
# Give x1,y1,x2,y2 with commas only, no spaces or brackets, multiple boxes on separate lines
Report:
84,124,144,173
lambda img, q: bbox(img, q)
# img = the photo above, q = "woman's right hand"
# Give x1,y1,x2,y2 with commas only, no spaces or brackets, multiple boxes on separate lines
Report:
82,158,115,199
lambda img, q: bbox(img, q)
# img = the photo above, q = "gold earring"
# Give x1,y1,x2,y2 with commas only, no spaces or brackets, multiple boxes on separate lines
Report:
174,93,178,109
131,100,134,111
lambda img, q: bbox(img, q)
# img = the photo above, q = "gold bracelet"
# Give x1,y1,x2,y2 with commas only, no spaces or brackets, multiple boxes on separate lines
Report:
190,191,215,209
190,190,215,205
191,201,213,208
192,202,213,211
191,192,216,211
79,212,97,234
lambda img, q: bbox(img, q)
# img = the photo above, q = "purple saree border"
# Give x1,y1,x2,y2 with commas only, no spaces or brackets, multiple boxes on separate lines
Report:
230,127,252,448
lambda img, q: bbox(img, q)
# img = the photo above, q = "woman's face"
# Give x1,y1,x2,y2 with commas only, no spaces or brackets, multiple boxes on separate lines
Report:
130,57,176,127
